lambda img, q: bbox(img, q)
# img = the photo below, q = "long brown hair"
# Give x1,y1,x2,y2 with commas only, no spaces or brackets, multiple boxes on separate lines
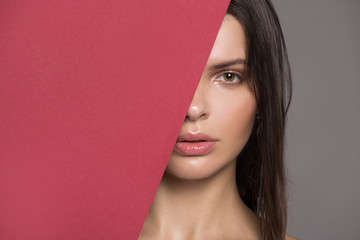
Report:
227,1,292,239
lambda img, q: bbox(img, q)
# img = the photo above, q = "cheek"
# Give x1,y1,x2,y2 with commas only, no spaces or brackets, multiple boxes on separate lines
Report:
211,87,256,156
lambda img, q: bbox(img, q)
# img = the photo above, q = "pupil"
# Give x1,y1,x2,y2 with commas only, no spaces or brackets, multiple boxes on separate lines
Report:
225,73,234,81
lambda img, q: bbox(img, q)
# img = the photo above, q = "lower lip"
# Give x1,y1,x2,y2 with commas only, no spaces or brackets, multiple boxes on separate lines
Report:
174,141,216,156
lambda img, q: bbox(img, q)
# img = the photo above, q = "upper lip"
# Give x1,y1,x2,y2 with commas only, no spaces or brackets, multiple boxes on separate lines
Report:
176,132,217,142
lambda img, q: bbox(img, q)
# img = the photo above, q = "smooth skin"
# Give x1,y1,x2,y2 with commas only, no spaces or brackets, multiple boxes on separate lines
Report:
139,14,297,240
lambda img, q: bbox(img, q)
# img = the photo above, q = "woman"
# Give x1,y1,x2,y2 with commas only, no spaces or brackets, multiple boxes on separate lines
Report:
139,0,295,239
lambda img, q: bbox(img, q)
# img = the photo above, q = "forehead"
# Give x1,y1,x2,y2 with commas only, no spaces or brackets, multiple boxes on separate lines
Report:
207,14,246,63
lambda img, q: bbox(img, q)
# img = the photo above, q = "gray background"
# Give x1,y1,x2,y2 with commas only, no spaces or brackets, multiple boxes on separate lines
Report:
272,1,360,239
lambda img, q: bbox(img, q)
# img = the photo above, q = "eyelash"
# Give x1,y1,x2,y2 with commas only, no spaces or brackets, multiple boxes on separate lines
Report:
214,71,243,87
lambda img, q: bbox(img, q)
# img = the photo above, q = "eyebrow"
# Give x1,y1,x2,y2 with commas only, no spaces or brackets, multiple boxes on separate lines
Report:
209,58,246,70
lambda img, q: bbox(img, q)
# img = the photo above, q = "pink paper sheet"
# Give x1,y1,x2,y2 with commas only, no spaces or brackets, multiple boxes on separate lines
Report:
0,1,230,239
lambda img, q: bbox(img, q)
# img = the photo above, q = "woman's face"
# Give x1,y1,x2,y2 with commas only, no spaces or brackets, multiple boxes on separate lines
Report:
166,14,257,180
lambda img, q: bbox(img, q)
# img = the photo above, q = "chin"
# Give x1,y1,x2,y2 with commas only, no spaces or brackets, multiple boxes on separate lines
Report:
165,153,232,181
165,167,215,180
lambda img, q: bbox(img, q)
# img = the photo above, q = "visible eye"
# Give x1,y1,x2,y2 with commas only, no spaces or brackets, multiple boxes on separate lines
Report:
215,72,242,86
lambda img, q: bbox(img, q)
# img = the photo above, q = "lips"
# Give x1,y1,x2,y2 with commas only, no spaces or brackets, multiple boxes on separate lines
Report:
174,133,217,155
176,132,216,142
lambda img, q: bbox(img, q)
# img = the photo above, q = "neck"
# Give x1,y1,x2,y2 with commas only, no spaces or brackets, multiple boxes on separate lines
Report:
140,160,261,239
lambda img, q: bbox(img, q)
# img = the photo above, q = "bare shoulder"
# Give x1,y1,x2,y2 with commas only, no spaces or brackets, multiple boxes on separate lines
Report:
286,233,299,240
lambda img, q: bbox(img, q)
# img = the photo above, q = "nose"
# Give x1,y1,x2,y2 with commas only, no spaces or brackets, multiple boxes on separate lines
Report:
185,77,210,121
